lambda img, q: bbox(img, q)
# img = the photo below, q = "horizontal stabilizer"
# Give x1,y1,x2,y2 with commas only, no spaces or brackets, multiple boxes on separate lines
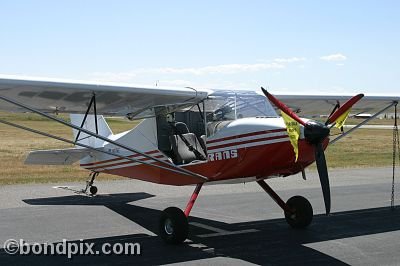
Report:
25,148,92,165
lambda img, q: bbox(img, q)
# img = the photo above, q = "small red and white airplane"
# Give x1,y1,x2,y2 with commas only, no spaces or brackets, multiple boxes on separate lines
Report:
0,77,398,244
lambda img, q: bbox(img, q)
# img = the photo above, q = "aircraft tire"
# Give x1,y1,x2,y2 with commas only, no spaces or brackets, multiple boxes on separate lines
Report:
89,186,98,195
284,196,313,229
159,207,188,244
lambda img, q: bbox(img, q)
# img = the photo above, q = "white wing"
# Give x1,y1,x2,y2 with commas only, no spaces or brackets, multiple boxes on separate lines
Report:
0,76,209,119
273,93,399,117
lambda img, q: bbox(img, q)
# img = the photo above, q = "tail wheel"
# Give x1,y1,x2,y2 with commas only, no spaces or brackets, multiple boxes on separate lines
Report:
89,186,98,195
284,196,313,229
159,207,188,244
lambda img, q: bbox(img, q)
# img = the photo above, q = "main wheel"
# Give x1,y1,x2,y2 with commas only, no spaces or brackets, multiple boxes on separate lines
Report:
284,196,313,229
159,207,188,244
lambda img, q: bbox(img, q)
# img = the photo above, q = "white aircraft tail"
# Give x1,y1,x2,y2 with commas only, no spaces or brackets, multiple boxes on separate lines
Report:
70,114,113,148
25,148,92,165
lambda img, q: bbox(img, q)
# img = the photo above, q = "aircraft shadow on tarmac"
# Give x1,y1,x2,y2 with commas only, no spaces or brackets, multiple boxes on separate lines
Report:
1,192,400,265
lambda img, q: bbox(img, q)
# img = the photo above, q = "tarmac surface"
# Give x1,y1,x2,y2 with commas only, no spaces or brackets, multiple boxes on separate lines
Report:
0,167,400,265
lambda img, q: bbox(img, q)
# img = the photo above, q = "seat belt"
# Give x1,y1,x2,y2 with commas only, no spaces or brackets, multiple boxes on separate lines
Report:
170,123,206,160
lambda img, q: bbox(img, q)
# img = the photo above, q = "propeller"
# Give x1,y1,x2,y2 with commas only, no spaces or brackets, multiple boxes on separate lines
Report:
262,88,306,126
325,94,364,126
261,87,331,214
261,88,364,215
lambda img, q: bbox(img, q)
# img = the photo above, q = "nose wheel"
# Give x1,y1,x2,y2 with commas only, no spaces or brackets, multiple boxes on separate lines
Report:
257,180,314,229
284,196,313,229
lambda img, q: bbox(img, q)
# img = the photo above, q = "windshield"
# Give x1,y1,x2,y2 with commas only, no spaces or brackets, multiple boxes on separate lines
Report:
205,90,278,121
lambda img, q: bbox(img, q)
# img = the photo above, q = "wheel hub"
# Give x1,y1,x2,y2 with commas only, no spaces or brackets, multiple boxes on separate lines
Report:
164,218,174,235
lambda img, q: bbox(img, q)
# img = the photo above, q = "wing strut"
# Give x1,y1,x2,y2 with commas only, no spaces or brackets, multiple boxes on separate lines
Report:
330,101,398,145
0,95,208,182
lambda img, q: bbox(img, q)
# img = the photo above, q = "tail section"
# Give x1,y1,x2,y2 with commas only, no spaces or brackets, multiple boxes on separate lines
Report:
25,148,92,165
70,114,113,148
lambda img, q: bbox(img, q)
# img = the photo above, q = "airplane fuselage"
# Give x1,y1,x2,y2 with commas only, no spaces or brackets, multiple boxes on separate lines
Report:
80,117,324,185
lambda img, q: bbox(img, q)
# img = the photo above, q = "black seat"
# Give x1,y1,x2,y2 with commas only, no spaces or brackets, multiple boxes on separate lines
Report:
169,133,206,165
172,122,189,134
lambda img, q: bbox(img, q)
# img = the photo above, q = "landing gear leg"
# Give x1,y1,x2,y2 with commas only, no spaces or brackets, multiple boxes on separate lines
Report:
257,179,313,229
83,172,99,195
159,183,203,244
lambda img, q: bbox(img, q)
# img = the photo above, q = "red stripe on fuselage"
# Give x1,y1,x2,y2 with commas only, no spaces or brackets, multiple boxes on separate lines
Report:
87,135,288,170
84,155,167,171
206,128,286,144
207,134,288,151
80,150,160,167
102,139,319,185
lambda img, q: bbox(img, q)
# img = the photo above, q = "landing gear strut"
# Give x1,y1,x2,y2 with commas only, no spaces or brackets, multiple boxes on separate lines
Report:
159,183,203,244
83,172,99,196
257,179,313,229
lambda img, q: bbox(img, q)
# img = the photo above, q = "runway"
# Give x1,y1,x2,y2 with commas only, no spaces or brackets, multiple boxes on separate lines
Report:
0,167,400,265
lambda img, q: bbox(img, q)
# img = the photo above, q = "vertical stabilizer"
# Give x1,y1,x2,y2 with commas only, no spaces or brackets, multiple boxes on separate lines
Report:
70,114,113,148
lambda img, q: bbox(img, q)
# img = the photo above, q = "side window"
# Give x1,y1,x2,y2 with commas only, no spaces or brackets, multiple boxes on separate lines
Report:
204,91,278,137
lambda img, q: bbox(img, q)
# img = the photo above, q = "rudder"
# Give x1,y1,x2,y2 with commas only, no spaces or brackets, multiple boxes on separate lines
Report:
70,114,113,148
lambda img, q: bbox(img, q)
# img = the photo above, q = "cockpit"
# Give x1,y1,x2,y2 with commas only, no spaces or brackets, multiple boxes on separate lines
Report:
155,90,278,165
206,90,277,120
204,90,278,136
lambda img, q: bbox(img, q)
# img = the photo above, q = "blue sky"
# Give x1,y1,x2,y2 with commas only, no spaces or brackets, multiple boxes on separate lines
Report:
0,0,399,93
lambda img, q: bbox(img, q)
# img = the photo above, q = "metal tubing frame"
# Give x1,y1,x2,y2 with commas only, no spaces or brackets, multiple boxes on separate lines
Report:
0,95,208,181
184,183,203,217
93,94,98,135
257,179,293,214
391,103,399,210
74,94,98,144
330,101,398,145
326,101,340,124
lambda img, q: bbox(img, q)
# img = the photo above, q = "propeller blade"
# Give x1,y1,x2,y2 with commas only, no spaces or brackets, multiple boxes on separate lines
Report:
261,87,306,126
261,87,334,215
326,94,364,125
314,142,331,215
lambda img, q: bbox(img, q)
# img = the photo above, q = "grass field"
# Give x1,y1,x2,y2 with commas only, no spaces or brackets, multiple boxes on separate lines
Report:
0,112,397,185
